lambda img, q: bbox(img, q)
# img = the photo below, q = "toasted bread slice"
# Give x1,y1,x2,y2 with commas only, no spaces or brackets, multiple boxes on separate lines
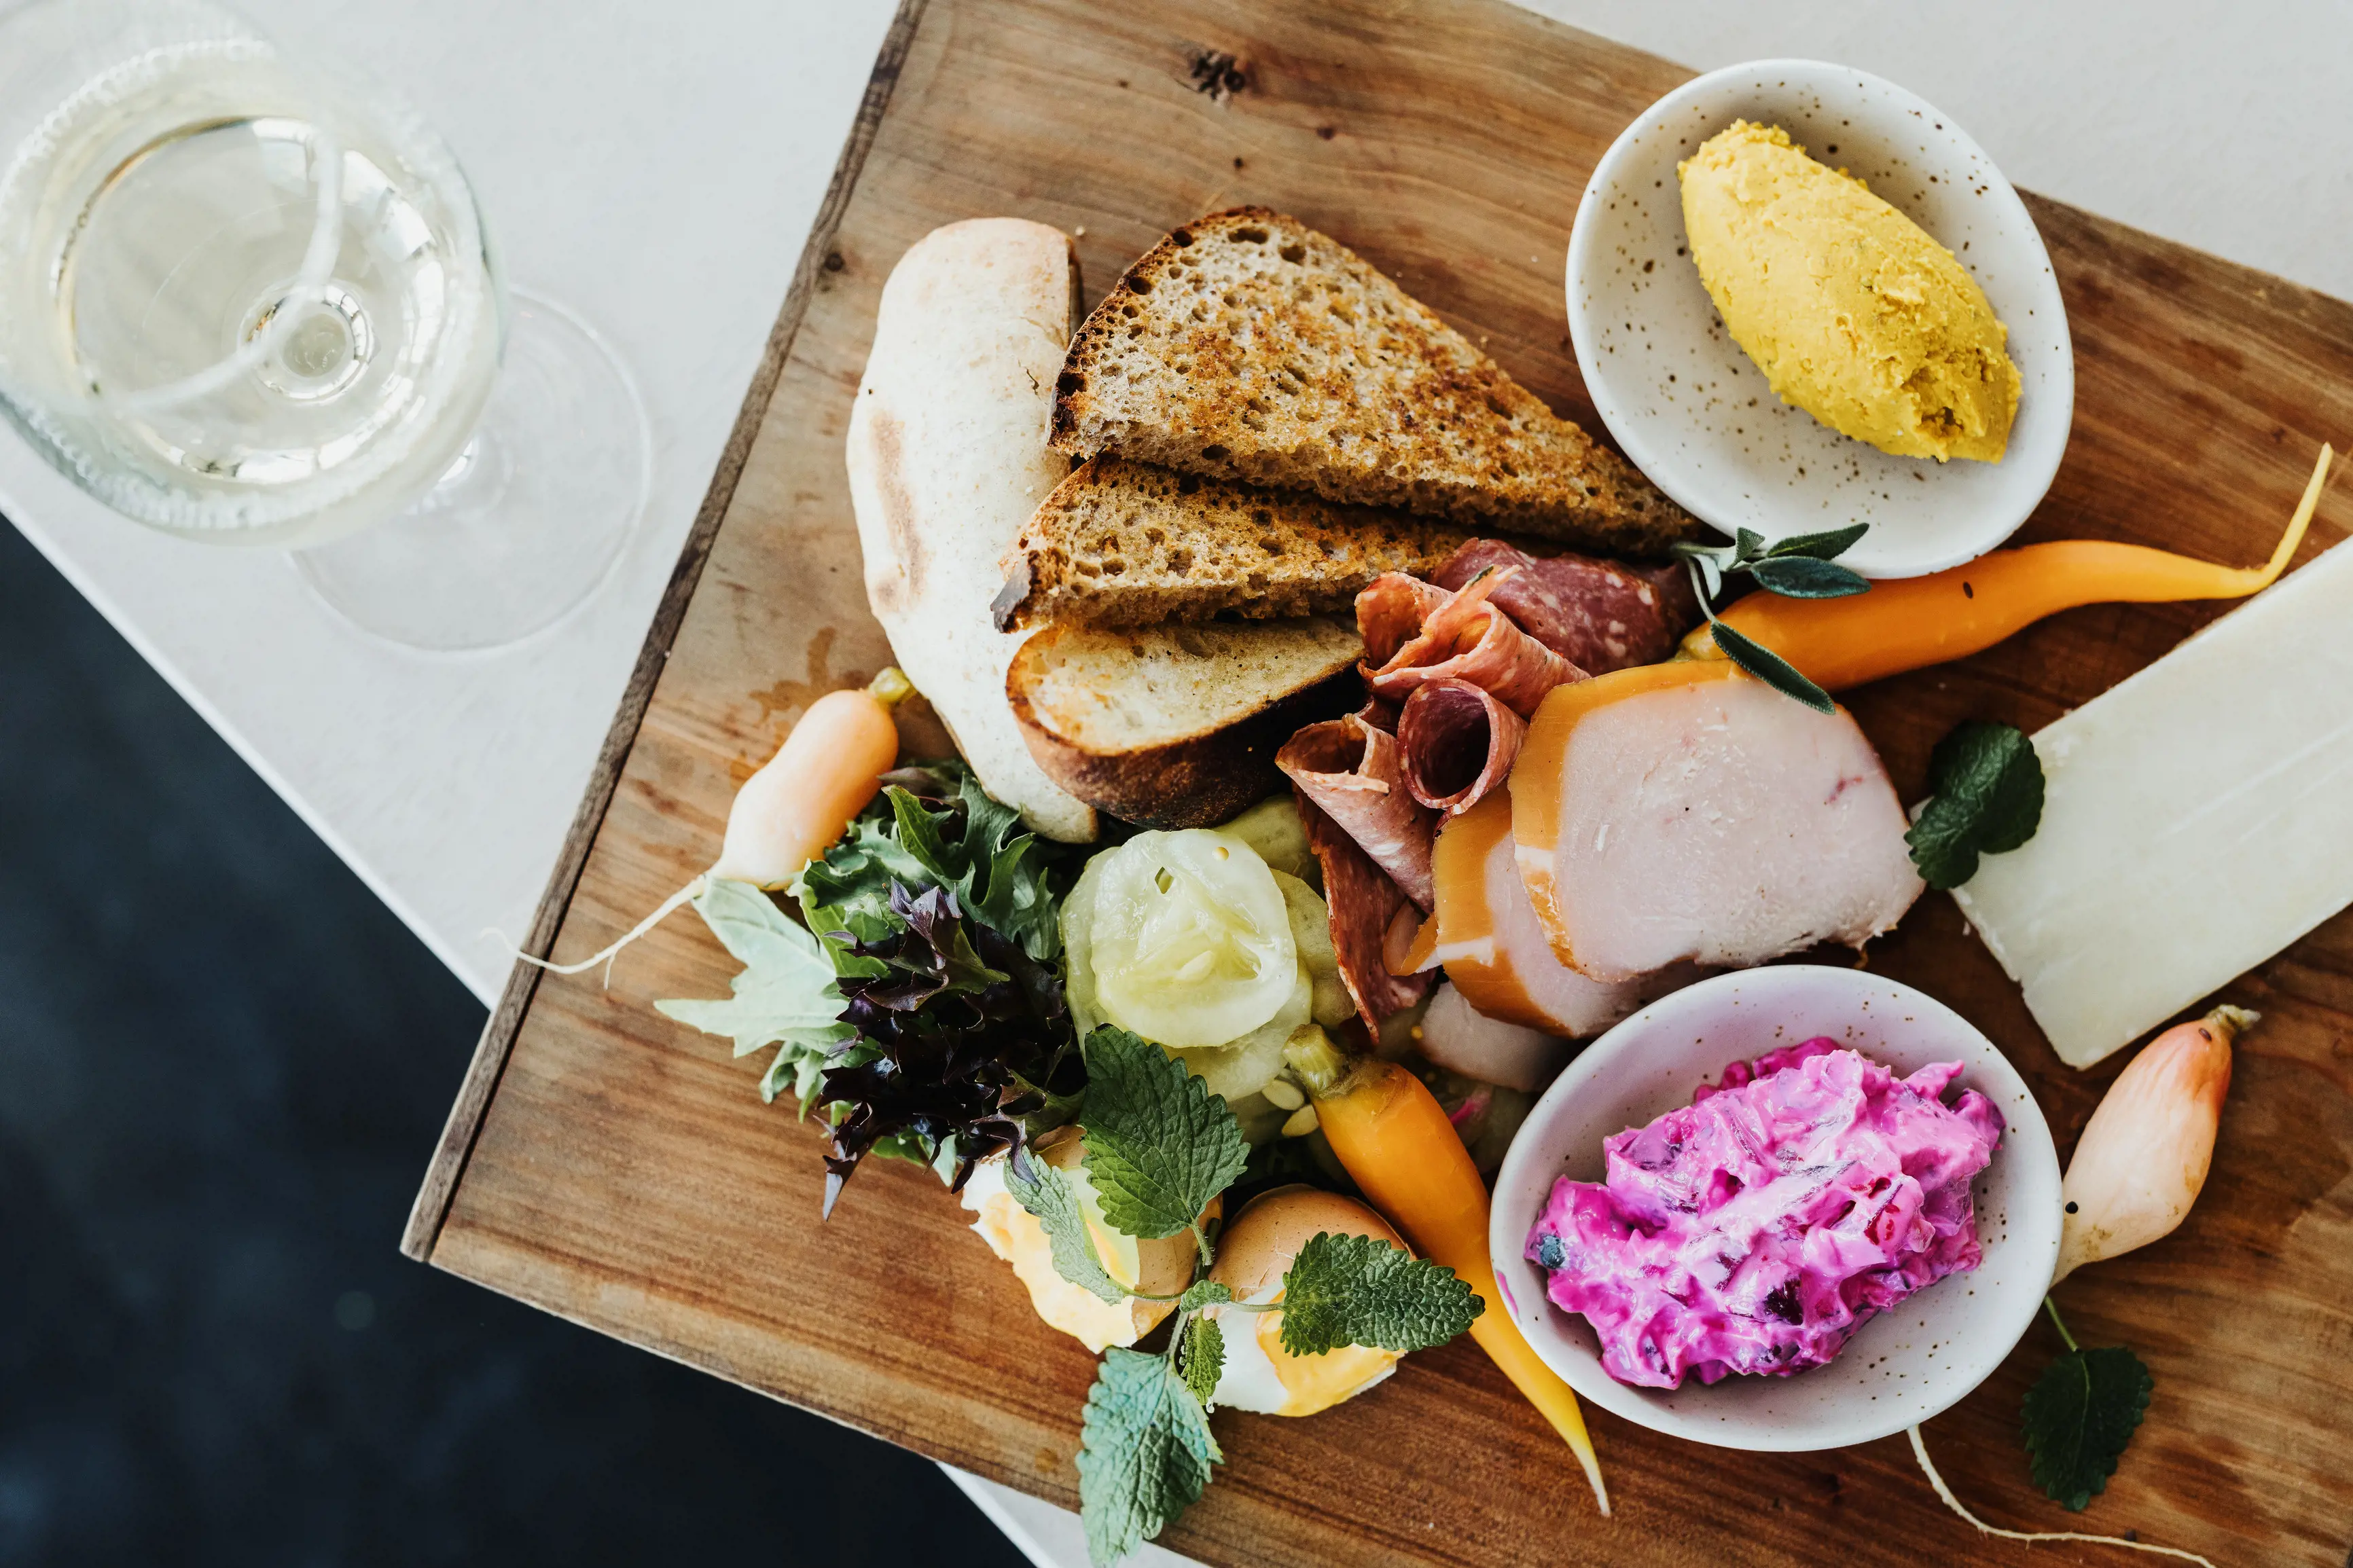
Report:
1050,208,1698,556
1008,617,1363,828
992,457,1471,630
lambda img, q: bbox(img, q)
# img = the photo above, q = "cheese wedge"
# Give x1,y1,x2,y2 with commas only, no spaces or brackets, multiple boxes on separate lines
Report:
1952,534,2353,1067
1512,661,1922,981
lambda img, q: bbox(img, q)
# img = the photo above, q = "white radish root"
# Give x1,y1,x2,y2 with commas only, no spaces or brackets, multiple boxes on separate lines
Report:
500,669,910,983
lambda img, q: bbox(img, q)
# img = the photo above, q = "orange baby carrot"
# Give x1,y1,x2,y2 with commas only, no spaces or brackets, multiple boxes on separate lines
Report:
1285,1029,1611,1515
1685,444,2331,691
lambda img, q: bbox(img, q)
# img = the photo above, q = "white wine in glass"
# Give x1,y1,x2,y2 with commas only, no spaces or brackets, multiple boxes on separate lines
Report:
0,0,650,650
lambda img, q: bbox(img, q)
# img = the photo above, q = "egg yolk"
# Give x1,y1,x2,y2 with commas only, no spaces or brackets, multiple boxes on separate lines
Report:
1257,1304,1398,1417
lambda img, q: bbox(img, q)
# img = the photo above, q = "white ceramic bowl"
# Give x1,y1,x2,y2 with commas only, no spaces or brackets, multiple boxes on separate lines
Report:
1489,965,2060,1451
1566,60,2073,578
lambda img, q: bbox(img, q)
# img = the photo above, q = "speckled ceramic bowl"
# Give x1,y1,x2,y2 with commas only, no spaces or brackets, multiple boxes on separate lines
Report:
1489,964,2060,1452
1566,60,2073,578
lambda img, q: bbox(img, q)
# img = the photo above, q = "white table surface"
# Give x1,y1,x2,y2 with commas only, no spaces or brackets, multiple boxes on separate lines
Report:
7,4,2346,1567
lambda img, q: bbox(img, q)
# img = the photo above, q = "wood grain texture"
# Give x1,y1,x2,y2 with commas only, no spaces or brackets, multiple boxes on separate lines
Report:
412,1,2353,1563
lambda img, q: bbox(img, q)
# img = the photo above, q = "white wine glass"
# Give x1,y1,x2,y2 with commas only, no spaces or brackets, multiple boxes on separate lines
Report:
0,0,651,651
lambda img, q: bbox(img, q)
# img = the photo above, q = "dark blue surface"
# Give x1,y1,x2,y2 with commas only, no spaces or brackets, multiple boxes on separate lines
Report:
0,520,1026,1567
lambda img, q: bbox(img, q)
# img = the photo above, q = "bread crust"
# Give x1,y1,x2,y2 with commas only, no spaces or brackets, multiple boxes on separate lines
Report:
996,457,1469,630
1006,622,1362,828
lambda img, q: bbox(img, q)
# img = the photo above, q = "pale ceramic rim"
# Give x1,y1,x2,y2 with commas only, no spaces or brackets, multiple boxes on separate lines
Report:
1488,965,2062,1451
1566,59,2074,578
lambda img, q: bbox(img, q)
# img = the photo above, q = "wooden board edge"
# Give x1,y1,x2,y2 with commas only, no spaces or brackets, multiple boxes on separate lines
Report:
399,0,934,1264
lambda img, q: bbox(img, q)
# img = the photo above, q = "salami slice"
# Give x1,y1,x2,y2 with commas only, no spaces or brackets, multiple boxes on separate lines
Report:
1397,676,1527,815
1356,572,1450,667
1433,539,1700,673
1276,712,1436,909
1362,566,1584,716
1293,790,1436,1034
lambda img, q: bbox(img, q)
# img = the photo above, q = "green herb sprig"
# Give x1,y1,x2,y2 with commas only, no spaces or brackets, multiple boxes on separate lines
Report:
1016,1027,1482,1566
2020,1297,2153,1511
1674,523,1871,712
1907,719,2046,889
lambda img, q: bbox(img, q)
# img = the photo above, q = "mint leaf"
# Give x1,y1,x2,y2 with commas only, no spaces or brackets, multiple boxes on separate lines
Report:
1178,1280,1234,1311
1710,617,1836,714
2022,1345,2153,1511
1907,720,2045,890
1079,1349,1219,1567
1079,1027,1250,1241
1179,1313,1225,1406
1005,1156,1126,1305
1275,1231,1483,1357
653,879,854,1082
1764,521,1870,561
1747,555,1871,599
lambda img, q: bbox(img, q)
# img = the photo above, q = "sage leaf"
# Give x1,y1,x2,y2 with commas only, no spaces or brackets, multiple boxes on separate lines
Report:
1748,555,1871,599
1710,618,1836,714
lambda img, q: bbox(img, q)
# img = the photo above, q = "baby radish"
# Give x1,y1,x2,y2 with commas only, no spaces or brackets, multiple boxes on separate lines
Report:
517,668,911,979
2053,1005,2252,1283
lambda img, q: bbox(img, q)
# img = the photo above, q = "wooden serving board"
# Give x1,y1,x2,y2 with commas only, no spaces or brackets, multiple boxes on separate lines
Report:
403,2,2353,1563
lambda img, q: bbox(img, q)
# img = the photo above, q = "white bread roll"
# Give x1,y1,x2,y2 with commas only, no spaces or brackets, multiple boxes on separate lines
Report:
846,219,1097,841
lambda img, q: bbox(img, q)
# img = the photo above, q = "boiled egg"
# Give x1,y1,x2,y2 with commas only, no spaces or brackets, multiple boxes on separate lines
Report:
1200,1186,1407,1417
960,1125,1217,1353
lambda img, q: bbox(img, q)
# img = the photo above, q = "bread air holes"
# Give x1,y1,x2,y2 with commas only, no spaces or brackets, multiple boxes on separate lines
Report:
1232,226,1269,244
1128,275,1153,295
1167,547,1193,576
1278,242,1306,263
1202,444,1230,462
1144,527,1166,546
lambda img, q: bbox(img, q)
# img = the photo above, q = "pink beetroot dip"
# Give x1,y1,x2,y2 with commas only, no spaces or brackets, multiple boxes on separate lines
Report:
1525,1038,2003,1389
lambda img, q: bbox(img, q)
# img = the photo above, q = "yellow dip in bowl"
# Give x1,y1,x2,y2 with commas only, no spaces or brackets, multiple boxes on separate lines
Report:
1678,120,2021,463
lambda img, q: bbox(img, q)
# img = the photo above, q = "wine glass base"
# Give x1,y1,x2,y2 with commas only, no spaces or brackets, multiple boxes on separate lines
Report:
291,290,651,653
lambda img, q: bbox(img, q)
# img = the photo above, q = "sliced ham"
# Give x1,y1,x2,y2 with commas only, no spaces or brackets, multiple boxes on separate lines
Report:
1397,786,1698,1038
1512,661,1924,982
1433,539,1700,674
1359,567,1584,716
1294,790,1435,1033
1396,677,1525,816
1416,982,1572,1094
1276,711,1435,910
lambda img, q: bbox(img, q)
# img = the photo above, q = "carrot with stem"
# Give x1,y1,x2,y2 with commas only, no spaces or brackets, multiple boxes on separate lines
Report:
1284,1027,1611,1514
1682,444,2333,691
511,667,912,979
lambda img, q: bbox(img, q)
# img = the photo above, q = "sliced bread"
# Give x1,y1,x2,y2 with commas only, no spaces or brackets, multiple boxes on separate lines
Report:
1007,617,1363,828
1050,207,1697,557
992,456,1471,630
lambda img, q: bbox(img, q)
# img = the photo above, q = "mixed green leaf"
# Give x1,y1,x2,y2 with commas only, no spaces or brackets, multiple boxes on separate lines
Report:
1907,719,2046,890
655,759,1082,1214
